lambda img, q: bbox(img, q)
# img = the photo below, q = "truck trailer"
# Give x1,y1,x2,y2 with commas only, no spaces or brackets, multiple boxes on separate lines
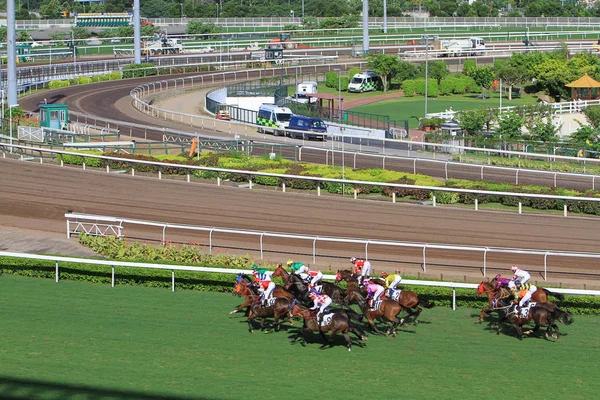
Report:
432,37,485,57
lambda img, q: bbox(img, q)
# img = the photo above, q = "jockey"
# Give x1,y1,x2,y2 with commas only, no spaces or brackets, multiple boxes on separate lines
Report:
251,265,275,305
350,257,371,285
380,271,402,291
364,278,385,307
308,290,332,318
494,274,511,288
288,260,323,289
510,265,531,284
508,280,537,312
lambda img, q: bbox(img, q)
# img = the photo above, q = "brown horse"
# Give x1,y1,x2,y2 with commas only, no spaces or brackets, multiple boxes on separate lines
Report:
246,297,296,334
475,280,563,323
275,264,346,303
290,303,368,351
229,274,294,315
345,290,405,337
231,275,295,333
337,269,433,323
495,298,573,340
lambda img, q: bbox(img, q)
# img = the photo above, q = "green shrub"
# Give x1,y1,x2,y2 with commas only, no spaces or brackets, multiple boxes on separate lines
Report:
433,191,460,204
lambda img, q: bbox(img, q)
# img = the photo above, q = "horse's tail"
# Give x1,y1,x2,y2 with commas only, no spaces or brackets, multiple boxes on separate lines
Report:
552,307,574,325
418,295,435,308
542,288,564,302
343,307,364,322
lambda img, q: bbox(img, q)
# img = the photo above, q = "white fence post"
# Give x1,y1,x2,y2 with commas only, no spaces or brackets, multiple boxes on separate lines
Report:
111,267,115,287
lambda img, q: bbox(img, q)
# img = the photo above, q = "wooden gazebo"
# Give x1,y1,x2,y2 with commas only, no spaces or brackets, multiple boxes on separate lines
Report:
565,73,600,100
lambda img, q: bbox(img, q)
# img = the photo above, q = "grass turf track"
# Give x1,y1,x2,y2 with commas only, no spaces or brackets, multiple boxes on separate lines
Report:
1,275,599,400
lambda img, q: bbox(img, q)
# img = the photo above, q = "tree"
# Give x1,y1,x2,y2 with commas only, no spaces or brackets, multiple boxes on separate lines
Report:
527,117,559,143
39,0,62,19
498,111,524,147
417,61,448,84
583,105,600,128
366,54,402,92
468,66,495,95
459,108,486,136
463,59,477,77
568,122,600,146
495,64,529,100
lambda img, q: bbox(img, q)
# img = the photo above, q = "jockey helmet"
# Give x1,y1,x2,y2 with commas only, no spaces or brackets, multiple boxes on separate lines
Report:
508,280,516,289
287,259,293,266
350,257,357,263
380,272,389,278
251,264,260,271
510,266,518,272
363,278,370,284
495,274,502,279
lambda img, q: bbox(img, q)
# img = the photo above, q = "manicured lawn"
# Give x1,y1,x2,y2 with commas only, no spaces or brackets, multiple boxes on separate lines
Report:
1,274,598,399
351,92,539,127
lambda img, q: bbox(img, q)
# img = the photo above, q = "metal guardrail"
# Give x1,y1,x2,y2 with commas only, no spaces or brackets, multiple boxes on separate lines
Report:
2,250,599,311
301,146,600,191
3,144,600,217
63,212,600,288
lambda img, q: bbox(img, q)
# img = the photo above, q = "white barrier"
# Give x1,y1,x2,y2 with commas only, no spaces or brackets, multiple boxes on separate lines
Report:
65,212,600,284
2,251,598,311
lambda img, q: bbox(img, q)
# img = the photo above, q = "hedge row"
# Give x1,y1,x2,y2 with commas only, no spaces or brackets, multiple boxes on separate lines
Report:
402,75,480,97
57,151,600,215
2,255,598,314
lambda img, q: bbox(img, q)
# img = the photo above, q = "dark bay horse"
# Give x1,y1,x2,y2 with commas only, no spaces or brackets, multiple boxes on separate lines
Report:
231,276,296,333
247,297,296,334
476,280,563,323
495,298,573,340
229,274,294,315
337,269,433,323
274,264,346,304
290,303,368,351
345,290,405,337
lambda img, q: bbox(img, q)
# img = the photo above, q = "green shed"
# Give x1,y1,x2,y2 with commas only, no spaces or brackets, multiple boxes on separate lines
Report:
39,103,69,130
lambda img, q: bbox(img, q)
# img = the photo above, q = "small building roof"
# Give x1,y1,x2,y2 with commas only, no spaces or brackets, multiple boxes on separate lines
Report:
566,73,600,88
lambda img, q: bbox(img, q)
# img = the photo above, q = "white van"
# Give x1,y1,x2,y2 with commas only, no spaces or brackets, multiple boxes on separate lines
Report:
290,81,318,104
348,71,380,93
256,104,293,135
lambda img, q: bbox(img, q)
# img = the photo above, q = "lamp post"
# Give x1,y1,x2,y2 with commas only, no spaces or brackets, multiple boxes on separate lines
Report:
334,68,345,192
424,34,429,118
9,103,19,153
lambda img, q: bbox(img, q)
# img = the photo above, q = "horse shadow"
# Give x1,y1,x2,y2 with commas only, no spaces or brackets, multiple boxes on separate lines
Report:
286,331,368,349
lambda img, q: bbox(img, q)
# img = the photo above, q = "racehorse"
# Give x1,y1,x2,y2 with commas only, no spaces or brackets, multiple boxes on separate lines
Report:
275,264,346,304
336,269,433,323
247,297,297,334
231,275,296,333
229,274,294,315
476,280,564,323
290,303,368,351
345,290,405,337
495,298,573,340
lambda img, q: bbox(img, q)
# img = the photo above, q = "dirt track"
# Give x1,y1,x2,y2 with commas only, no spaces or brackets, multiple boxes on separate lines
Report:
4,73,600,290
1,157,599,289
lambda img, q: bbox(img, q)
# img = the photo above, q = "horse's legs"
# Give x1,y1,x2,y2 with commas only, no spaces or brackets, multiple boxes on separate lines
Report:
342,330,352,352
514,323,524,340
410,306,423,324
477,306,492,323
366,317,381,334
552,322,560,339
247,316,255,334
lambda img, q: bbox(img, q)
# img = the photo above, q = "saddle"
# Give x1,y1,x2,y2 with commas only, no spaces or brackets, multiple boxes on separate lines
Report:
514,302,536,318
368,299,382,311
388,289,402,301
261,297,276,307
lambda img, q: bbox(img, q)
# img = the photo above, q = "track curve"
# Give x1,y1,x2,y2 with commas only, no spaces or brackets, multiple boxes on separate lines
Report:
6,72,600,289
